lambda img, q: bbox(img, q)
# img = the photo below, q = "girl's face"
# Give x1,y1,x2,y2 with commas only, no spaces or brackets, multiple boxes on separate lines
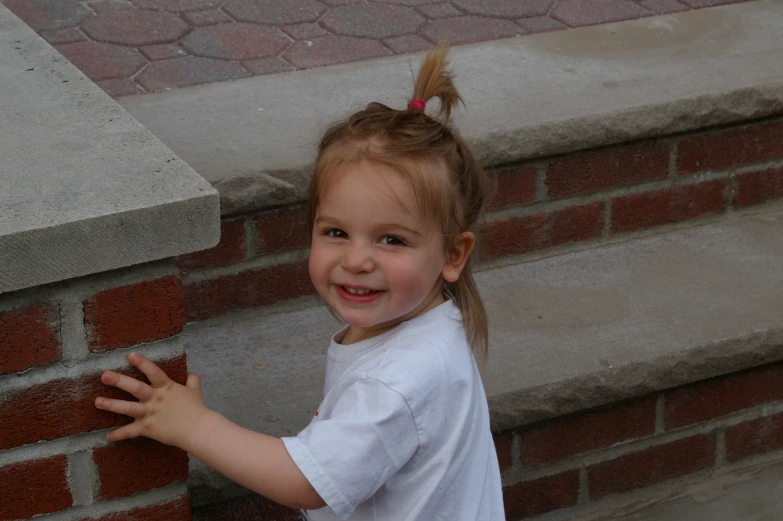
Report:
309,161,451,344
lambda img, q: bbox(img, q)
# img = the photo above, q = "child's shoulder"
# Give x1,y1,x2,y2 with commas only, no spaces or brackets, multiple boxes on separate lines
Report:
374,307,473,395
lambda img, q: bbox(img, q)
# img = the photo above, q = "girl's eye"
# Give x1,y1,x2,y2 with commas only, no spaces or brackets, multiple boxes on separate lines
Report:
325,229,347,239
380,235,404,246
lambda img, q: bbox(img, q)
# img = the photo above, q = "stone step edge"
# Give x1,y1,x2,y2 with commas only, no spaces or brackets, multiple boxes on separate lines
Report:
118,0,783,216
182,208,783,504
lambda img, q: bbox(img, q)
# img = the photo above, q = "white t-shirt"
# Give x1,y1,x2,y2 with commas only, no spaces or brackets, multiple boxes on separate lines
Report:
282,300,505,521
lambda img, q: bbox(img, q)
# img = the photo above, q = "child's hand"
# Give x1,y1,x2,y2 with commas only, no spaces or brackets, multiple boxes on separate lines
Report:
95,352,211,449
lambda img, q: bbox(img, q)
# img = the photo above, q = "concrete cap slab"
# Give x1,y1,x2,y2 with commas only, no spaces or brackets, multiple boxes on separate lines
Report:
183,209,783,503
0,5,220,294
120,0,783,204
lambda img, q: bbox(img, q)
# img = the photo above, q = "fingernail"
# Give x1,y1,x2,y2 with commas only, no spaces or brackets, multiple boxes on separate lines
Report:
101,372,111,383
95,398,104,407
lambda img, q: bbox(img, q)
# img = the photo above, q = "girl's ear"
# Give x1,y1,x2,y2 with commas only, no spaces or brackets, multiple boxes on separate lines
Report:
442,231,475,283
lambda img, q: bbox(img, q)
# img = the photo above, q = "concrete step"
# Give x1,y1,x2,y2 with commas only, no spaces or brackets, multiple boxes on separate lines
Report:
119,0,783,211
182,207,783,506
567,458,783,521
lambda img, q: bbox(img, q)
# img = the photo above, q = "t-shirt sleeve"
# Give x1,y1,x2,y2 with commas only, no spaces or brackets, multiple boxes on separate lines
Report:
282,378,419,520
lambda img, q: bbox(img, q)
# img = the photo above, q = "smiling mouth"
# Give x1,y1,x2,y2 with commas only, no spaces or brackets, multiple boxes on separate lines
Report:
341,286,381,296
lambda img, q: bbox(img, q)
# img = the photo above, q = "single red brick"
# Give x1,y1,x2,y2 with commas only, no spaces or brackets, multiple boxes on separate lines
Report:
611,180,726,233
503,471,580,520
95,438,188,499
487,166,536,211
522,397,656,467
726,413,783,462
81,10,189,46
0,356,187,450
480,202,604,258
176,218,247,271
0,301,61,375
0,455,71,519
255,206,308,255
735,166,783,208
182,23,288,61
677,120,783,175
90,495,190,521
494,432,513,472
84,276,185,352
664,362,783,430
547,142,670,199
588,434,716,500
184,261,315,322
194,493,301,521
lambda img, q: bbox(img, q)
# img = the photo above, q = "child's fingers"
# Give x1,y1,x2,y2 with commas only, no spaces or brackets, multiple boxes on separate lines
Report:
100,371,153,401
95,396,146,418
106,424,142,443
127,352,170,388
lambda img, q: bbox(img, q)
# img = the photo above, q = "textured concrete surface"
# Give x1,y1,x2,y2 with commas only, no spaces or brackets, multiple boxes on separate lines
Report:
0,0,747,96
183,209,783,503
119,0,783,205
0,5,219,294
574,458,783,521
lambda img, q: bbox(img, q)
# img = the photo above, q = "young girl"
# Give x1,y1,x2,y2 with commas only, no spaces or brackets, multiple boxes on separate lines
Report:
95,45,505,521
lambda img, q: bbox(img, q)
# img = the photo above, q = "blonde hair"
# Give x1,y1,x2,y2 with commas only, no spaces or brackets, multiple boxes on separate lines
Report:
306,45,491,360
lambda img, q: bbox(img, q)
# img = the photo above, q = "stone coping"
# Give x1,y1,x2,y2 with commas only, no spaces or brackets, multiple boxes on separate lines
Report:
183,209,783,504
118,0,783,216
0,6,220,295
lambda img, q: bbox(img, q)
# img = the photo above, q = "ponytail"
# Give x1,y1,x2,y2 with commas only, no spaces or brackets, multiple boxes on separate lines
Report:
411,44,464,121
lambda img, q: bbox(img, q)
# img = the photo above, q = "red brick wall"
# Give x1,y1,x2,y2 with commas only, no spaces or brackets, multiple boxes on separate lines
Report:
192,360,783,521
0,273,191,521
178,116,783,323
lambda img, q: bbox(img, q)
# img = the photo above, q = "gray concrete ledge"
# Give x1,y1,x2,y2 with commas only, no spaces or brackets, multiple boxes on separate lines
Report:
0,6,220,294
183,208,783,504
577,458,783,521
119,1,783,214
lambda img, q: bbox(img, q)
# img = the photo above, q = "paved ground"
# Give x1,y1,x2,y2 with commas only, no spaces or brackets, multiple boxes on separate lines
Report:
2,0,754,97
577,458,783,521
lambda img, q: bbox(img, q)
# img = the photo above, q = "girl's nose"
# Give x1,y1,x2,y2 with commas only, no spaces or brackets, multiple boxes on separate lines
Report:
340,242,374,273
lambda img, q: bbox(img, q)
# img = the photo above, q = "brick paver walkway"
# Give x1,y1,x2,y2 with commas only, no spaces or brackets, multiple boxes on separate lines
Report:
3,0,751,97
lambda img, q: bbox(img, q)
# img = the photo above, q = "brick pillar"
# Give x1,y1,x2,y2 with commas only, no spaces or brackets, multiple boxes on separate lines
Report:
0,264,191,521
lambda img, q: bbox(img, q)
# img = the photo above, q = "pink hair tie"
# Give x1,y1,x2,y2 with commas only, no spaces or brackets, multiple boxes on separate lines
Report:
408,98,426,111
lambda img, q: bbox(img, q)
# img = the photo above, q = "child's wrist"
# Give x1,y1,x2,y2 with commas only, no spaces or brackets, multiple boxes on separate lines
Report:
183,408,224,455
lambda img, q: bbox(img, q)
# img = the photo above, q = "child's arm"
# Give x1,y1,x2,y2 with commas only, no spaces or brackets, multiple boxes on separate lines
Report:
95,352,325,511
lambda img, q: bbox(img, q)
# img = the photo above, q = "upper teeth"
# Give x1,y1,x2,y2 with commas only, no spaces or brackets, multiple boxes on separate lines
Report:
346,287,372,295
